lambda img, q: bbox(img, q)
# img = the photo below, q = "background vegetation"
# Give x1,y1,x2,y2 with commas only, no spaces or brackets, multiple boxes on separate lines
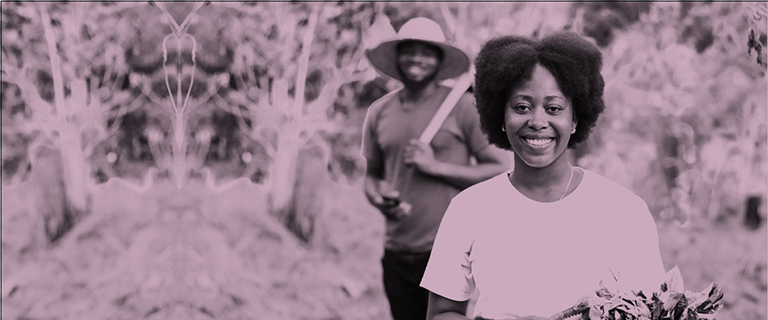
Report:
1,2,765,319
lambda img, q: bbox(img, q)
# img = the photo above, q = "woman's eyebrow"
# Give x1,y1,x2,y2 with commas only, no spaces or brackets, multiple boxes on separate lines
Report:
544,95,566,101
510,94,533,100
510,94,565,101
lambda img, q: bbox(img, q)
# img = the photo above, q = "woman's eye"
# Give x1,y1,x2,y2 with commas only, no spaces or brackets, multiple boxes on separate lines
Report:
547,105,562,113
513,105,530,112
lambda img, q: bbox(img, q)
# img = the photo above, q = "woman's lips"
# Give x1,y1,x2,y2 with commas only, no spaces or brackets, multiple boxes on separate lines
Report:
522,137,555,147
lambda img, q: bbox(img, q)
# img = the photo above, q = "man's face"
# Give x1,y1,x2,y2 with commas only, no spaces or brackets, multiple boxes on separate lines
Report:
396,41,441,84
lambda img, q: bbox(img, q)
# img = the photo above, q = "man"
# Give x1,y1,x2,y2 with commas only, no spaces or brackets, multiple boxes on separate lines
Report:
362,17,511,320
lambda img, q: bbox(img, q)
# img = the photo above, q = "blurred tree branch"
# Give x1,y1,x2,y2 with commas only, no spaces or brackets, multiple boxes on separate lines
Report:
1,2,153,229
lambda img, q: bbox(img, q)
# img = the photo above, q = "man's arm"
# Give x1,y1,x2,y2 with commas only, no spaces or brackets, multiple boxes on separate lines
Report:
426,292,469,320
364,160,386,206
403,142,510,189
364,160,405,219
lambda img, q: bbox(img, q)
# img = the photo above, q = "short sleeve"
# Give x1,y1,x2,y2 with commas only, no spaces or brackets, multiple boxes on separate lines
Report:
616,198,666,294
457,93,490,154
361,101,383,164
420,193,476,301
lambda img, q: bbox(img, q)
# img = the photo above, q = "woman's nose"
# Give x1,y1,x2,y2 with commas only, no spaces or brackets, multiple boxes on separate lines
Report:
528,108,548,130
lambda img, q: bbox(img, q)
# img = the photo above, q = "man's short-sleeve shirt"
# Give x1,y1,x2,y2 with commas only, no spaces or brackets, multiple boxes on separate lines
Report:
361,85,490,253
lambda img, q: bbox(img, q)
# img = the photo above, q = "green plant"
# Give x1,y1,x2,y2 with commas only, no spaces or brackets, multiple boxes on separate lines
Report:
550,267,724,320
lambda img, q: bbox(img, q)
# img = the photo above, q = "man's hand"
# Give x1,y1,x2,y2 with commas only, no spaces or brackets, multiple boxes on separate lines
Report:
403,139,439,175
377,202,412,221
367,189,411,221
364,162,411,221
403,141,511,189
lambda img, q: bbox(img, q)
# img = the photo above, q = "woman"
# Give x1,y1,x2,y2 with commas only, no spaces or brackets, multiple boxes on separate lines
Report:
419,32,666,320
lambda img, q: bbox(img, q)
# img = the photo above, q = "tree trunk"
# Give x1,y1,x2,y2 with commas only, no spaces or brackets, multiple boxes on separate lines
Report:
287,142,330,243
269,125,300,216
39,4,91,223
269,5,320,219
58,129,91,221
269,133,330,242
171,116,190,189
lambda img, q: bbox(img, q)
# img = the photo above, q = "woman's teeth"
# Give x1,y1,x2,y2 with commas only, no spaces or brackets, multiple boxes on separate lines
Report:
524,138,554,146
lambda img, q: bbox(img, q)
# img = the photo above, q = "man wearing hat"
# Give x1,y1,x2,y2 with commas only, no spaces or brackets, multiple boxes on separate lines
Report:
361,17,510,320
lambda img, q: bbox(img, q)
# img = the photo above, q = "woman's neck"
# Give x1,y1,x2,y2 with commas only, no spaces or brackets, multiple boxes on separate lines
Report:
510,153,574,194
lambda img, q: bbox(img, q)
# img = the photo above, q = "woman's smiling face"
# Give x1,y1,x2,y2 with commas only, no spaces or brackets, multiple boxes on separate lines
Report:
504,64,576,169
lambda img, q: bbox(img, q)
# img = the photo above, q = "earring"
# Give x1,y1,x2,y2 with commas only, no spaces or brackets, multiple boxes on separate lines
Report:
502,126,506,132
571,128,576,134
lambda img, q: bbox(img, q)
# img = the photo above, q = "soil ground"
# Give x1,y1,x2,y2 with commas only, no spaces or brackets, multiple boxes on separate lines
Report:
1,176,765,320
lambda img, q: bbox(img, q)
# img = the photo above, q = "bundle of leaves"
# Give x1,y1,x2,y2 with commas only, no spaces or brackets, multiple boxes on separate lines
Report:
550,266,724,320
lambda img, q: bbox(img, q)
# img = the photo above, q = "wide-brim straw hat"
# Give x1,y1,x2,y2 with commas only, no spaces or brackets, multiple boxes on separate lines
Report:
366,17,470,81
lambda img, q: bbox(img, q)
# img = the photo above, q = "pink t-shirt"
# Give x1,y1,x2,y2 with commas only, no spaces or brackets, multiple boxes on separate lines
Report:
361,86,490,252
421,169,666,319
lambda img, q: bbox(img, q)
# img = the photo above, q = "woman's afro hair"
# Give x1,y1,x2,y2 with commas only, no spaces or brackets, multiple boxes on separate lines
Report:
473,31,605,149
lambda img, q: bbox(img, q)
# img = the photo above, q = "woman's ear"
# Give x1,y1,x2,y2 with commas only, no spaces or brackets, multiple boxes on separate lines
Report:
571,116,578,134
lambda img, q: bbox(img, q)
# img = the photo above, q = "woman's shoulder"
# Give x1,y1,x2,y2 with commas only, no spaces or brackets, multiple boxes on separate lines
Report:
443,172,511,230
580,169,653,221
452,172,511,204
581,169,643,202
